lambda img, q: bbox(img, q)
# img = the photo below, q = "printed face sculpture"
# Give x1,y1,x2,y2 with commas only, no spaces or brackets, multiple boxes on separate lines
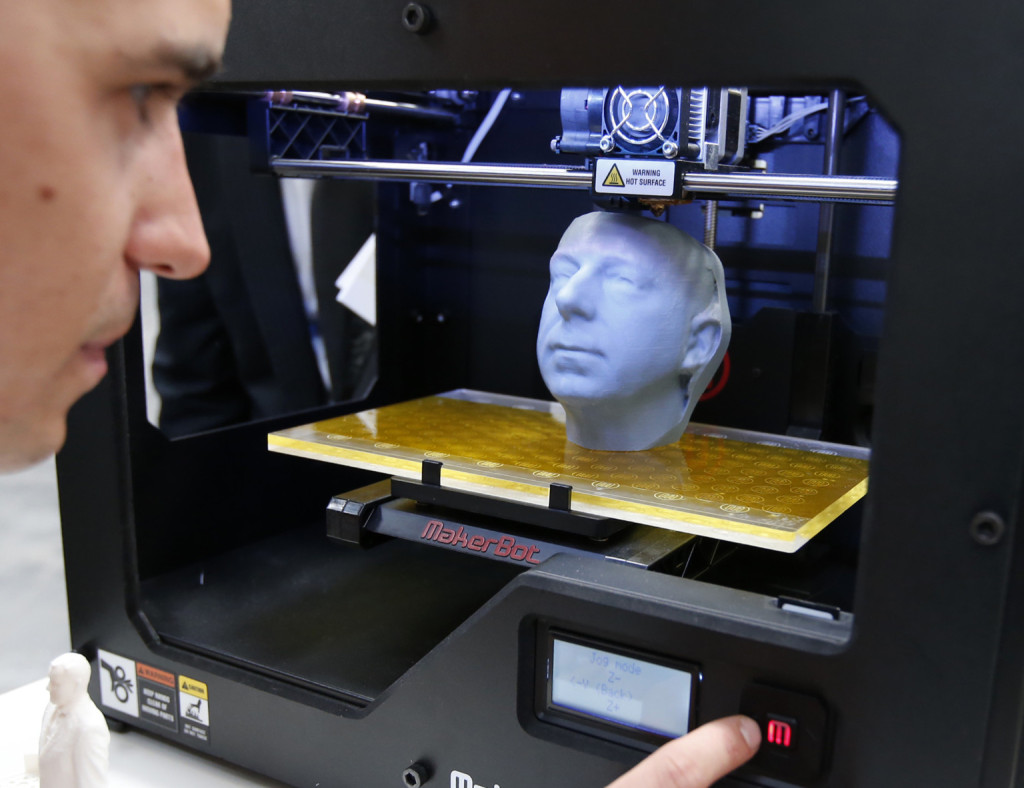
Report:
537,211,731,451
47,656,88,708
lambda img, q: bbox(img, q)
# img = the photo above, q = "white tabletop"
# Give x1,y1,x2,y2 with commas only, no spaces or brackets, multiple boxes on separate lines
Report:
0,680,288,788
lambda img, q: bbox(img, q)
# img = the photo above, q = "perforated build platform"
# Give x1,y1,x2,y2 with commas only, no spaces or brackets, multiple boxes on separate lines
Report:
269,390,869,552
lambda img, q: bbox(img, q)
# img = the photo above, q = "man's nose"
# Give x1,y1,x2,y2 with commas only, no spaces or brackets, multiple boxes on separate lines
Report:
554,267,598,319
124,125,210,280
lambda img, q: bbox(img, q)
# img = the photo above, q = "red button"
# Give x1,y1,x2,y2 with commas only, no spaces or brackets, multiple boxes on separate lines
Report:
766,716,796,748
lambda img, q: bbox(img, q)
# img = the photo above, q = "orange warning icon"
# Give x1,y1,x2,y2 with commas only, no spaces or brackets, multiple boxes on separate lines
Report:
602,164,625,188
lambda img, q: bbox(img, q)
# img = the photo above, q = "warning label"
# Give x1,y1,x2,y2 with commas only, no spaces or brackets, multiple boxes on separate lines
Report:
182,721,209,743
97,649,139,718
179,676,209,701
602,163,625,188
138,662,178,731
179,674,210,744
594,159,677,197
95,651,214,746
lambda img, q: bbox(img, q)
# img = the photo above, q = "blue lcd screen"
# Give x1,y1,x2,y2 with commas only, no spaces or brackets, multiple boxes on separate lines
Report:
550,638,694,738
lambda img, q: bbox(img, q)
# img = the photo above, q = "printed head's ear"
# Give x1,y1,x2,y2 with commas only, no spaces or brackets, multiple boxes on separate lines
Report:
677,243,732,430
681,309,723,378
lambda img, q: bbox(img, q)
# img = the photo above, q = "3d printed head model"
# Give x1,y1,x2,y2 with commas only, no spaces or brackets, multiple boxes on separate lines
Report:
537,211,731,451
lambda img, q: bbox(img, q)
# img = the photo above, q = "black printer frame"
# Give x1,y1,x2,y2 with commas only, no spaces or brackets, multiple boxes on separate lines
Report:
56,2,1024,786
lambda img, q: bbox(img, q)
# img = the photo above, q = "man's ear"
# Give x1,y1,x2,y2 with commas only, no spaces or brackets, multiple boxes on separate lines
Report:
681,314,722,377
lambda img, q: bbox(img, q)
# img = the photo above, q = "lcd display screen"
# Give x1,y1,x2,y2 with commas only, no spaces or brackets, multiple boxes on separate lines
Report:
550,637,695,738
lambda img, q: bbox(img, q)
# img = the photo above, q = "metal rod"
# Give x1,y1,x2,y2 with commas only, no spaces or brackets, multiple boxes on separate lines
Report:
363,98,460,123
271,158,594,188
269,158,898,203
812,89,847,313
681,171,896,203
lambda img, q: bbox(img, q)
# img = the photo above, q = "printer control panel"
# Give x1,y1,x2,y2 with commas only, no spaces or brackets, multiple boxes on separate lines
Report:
530,621,831,785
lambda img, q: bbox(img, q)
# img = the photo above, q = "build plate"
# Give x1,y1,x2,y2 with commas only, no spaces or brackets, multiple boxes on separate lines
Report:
269,390,869,552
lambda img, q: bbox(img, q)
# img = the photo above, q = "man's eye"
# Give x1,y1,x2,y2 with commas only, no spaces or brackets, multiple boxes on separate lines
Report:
129,85,156,124
128,83,184,125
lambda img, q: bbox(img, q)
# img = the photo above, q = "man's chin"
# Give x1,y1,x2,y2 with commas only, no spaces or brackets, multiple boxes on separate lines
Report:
0,415,67,474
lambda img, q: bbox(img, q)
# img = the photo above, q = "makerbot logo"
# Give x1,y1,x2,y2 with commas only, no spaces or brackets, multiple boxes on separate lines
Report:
451,770,500,788
421,519,541,564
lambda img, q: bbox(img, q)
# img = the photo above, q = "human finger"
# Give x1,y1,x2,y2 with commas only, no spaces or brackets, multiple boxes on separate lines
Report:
605,714,761,788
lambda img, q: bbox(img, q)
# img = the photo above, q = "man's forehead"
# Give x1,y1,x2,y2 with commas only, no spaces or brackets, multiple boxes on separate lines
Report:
56,0,230,69
113,41,222,82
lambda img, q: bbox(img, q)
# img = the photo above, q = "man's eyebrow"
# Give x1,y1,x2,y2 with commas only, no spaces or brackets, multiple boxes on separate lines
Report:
121,43,222,83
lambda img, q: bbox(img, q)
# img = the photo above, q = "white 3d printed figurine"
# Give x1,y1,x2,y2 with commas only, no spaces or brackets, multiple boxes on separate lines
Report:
39,653,110,788
537,211,731,451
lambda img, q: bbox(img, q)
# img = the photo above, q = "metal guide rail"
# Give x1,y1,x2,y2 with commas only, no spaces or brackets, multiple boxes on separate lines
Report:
269,157,898,204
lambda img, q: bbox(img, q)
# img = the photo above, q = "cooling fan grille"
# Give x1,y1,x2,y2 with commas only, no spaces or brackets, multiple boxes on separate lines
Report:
603,86,680,153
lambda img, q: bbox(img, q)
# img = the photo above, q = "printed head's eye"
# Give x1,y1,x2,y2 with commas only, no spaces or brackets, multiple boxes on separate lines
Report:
549,258,579,286
605,266,637,286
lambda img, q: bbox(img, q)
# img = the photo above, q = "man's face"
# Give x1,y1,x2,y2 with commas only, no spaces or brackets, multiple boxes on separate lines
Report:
47,666,79,707
537,213,695,405
0,0,230,471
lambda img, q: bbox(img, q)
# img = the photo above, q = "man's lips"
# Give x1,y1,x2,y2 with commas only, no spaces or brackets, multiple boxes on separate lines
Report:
79,339,115,371
79,316,135,363
81,340,113,356
84,313,136,351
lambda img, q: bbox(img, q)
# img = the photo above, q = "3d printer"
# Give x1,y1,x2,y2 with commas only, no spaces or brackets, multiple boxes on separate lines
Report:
56,3,1024,787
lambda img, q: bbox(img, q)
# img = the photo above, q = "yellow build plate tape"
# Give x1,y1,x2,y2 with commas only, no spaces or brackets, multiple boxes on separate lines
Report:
269,390,869,553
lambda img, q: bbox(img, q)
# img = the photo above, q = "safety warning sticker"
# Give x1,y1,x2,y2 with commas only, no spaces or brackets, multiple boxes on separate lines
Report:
97,649,139,718
594,158,677,197
179,675,211,744
95,650,214,745
602,163,625,188
137,662,178,731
